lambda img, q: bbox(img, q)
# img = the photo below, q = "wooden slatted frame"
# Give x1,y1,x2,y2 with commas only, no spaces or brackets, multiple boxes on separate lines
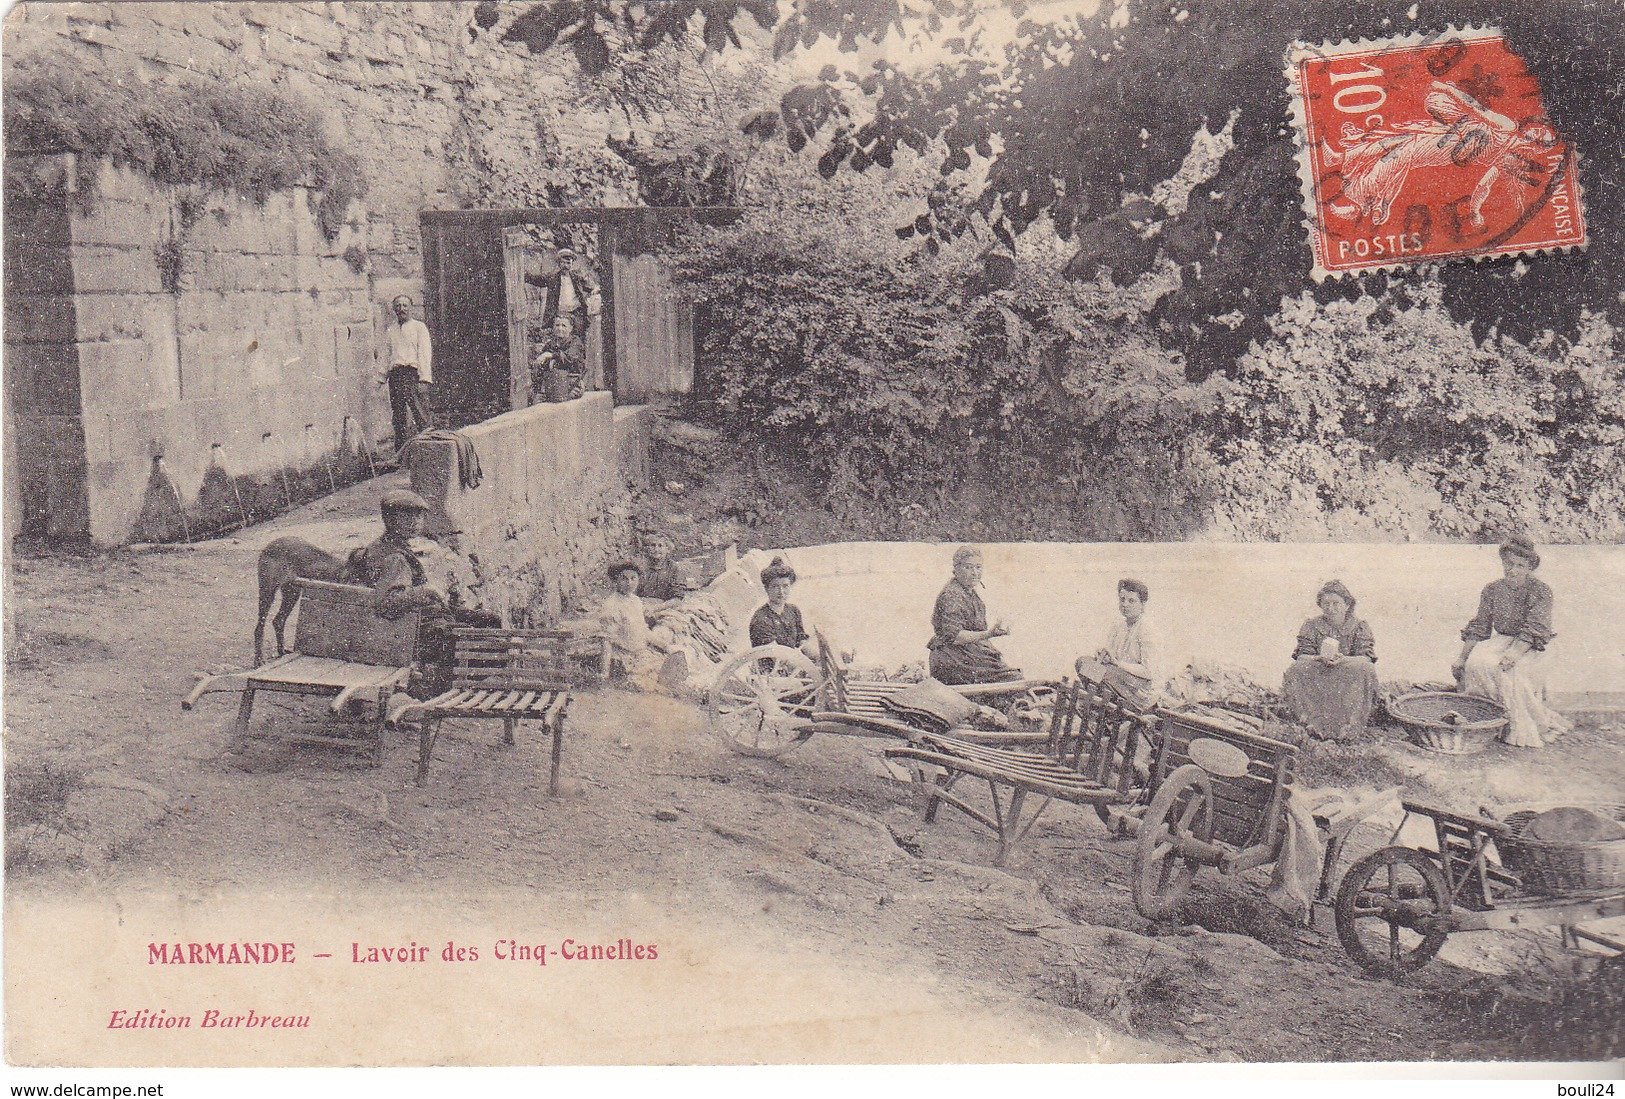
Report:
395,628,571,791
182,581,421,766
884,678,1151,865
812,628,1036,732
1150,710,1297,854
1403,800,1520,909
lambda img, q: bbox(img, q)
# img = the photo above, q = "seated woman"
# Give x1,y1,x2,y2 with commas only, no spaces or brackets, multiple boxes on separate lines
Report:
748,556,818,662
1453,536,1572,748
597,560,682,692
927,546,1021,686
635,529,686,608
1282,579,1379,740
1077,578,1163,708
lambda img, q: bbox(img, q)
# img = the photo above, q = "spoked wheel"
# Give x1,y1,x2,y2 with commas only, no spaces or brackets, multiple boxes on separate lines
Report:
1132,763,1215,919
1334,846,1452,980
708,645,820,759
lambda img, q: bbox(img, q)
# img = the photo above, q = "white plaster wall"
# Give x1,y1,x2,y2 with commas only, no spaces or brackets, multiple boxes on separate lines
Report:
736,542,1625,698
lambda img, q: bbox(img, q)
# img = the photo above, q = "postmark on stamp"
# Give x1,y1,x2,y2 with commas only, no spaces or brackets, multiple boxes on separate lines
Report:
1285,27,1587,280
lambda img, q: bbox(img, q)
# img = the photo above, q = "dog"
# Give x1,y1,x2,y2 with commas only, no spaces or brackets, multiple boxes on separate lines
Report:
255,536,353,664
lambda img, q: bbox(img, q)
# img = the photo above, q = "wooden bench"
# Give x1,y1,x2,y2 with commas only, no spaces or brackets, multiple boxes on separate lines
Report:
884,678,1154,865
388,628,571,790
182,580,420,764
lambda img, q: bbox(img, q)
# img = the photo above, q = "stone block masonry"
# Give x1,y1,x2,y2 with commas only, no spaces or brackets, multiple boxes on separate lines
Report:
4,156,386,544
4,1,673,544
407,393,636,624
4,1,645,273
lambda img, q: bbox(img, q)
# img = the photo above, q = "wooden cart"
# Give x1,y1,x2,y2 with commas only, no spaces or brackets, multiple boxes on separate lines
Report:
182,580,420,764
1333,800,1625,980
1127,708,1398,921
705,631,1043,759
884,676,1153,865
386,627,571,790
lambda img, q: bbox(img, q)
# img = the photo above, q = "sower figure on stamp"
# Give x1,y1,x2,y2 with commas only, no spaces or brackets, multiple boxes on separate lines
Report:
382,295,434,452
352,489,500,699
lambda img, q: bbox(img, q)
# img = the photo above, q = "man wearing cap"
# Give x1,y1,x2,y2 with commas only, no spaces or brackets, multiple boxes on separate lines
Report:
382,295,434,451
353,489,499,695
350,489,437,613
538,247,601,337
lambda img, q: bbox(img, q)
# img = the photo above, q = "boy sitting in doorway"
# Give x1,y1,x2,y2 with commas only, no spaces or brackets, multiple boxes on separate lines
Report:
531,314,587,403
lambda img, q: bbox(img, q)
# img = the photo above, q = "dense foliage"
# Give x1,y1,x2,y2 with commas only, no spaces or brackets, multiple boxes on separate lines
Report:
502,0,1624,375
488,0,1625,543
4,50,366,236
669,151,1625,542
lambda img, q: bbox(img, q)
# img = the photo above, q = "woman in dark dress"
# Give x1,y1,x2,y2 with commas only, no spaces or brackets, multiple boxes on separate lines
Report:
927,546,1021,685
749,556,817,661
1282,579,1379,740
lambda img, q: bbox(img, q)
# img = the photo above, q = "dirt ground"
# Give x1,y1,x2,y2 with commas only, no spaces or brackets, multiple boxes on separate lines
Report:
5,472,1623,1065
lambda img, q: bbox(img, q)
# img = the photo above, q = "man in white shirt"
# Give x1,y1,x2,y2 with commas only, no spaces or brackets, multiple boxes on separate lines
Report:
538,247,601,335
383,295,434,449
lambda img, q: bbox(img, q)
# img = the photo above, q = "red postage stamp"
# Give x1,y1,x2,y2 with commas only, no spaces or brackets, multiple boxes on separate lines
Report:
1285,27,1587,280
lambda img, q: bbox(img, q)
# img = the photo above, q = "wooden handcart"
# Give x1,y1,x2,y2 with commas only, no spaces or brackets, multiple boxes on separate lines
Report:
1333,800,1625,981
885,699,1394,920
884,676,1152,865
386,627,571,790
1128,708,1304,918
705,631,1044,759
181,580,420,764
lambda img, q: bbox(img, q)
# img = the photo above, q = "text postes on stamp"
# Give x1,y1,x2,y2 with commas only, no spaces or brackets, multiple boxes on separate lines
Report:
1285,27,1587,281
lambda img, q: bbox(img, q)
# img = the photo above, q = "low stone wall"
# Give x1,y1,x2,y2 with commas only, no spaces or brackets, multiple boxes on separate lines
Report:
748,542,1625,702
407,392,634,622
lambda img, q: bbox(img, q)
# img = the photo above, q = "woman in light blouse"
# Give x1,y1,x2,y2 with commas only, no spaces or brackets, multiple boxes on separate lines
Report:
1078,578,1163,708
1453,536,1571,748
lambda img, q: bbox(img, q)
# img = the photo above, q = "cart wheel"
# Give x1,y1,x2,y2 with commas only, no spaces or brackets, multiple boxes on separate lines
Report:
1133,763,1214,919
708,645,820,759
1334,846,1451,980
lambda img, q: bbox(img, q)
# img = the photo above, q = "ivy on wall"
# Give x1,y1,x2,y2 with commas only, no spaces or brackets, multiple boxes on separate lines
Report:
4,49,366,238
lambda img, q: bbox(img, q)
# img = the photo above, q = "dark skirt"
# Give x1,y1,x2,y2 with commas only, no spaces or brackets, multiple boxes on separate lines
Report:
1282,656,1377,740
929,641,1021,686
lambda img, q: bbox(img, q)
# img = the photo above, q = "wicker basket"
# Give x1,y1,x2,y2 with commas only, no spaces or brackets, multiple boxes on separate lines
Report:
1388,691,1507,755
1497,804,1625,896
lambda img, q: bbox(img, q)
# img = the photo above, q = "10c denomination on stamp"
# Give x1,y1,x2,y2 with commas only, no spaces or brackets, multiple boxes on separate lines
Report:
1285,26,1587,280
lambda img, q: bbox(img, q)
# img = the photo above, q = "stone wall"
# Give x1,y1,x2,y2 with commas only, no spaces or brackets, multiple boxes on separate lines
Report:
4,155,382,544
407,392,634,623
3,1,726,544
3,2,654,276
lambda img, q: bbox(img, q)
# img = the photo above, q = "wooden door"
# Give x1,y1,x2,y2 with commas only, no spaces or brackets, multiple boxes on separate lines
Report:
610,250,693,403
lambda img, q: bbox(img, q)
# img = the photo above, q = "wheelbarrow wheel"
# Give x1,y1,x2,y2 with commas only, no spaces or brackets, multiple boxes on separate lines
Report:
708,645,819,759
1334,846,1451,980
1133,763,1214,919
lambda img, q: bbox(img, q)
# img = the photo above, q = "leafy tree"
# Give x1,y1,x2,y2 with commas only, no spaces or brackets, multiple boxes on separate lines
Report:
489,0,1624,375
